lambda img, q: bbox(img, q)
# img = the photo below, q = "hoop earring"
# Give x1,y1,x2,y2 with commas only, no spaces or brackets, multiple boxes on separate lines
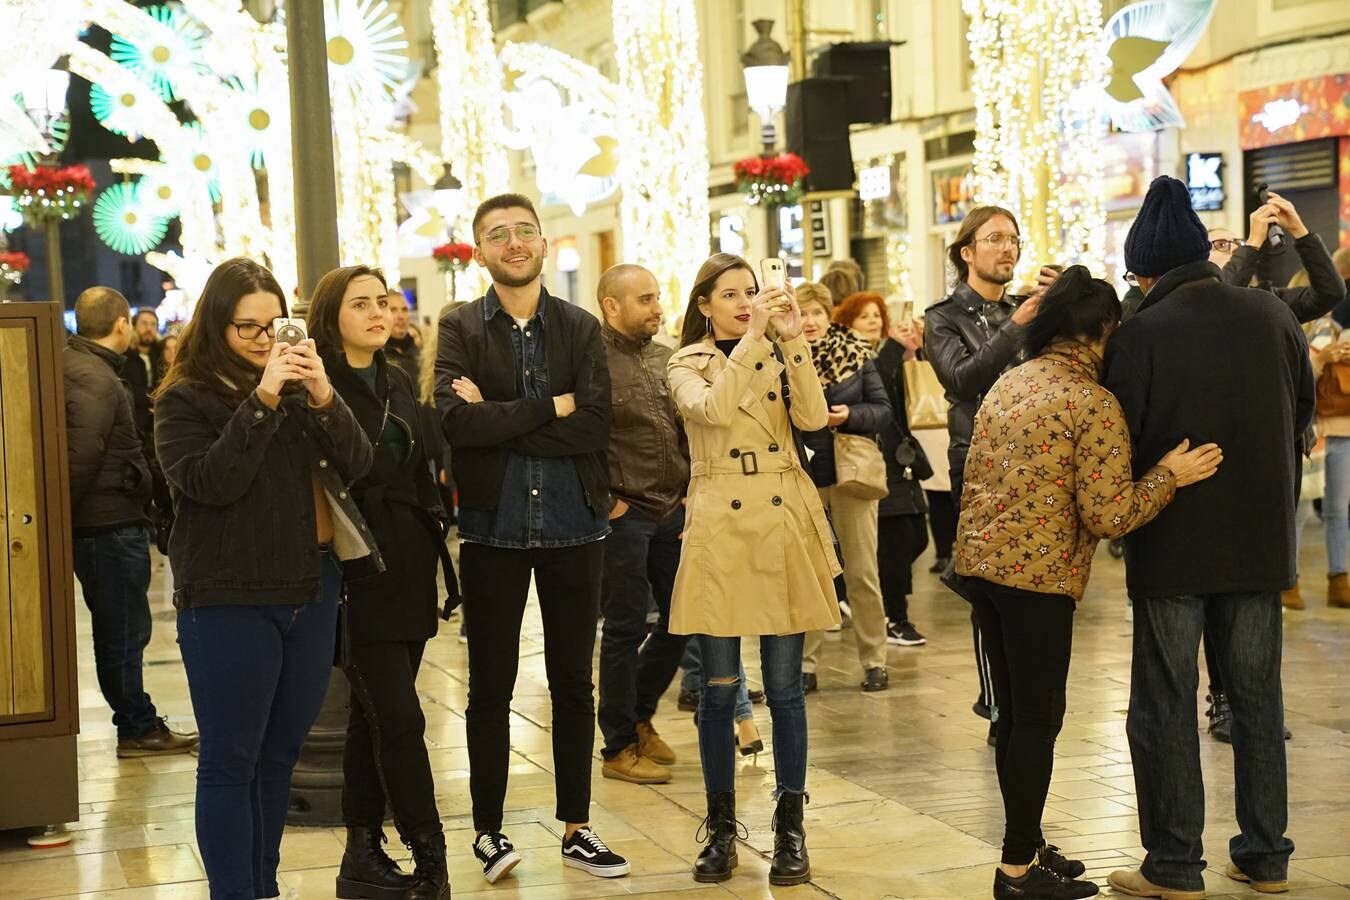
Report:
704,315,712,336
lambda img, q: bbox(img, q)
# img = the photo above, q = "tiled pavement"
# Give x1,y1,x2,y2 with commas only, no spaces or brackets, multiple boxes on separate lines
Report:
1,529,1347,899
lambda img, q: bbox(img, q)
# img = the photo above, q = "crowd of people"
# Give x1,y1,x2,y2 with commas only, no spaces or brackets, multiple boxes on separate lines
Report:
56,178,1349,900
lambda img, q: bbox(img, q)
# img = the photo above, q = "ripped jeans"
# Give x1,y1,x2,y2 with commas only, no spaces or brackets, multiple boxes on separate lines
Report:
696,633,806,795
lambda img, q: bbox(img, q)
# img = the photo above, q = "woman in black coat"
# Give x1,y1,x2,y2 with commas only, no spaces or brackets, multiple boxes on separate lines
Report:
308,265,458,900
837,293,931,646
797,283,896,693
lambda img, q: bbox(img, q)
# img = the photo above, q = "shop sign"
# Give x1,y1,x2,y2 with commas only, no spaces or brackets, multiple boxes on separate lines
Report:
1185,152,1223,212
1239,74,1350,150
858,165,891,202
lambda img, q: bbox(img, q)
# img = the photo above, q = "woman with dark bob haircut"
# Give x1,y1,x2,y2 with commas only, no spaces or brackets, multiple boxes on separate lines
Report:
954,265,1223,900
307,265,458,899
154,257,378,900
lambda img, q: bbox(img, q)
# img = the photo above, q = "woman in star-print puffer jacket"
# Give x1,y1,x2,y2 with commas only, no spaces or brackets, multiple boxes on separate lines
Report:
952,266,1223,898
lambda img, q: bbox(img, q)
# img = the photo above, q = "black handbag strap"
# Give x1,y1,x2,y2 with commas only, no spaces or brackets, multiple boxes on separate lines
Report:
771,344,812,466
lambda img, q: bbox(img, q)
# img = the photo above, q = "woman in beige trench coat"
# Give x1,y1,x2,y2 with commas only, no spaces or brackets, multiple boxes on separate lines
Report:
667,253,841,889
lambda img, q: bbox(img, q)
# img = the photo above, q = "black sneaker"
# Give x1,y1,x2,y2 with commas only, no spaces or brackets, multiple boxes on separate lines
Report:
886,620,927,646
993,862,1099,899
1037,843,1086,878
473,831,521,884
561,826,630,878
801,672,818,694
1206,692,1232,743
929,556,951,574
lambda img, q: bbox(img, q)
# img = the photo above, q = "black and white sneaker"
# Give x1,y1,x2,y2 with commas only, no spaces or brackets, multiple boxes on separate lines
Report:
473,831,521,884
993,861,1099,899
561,826,630,878
886,620,927,646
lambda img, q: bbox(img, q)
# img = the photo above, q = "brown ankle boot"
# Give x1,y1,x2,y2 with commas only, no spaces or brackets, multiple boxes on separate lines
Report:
1282,583,1305,610
1330,573,1350,608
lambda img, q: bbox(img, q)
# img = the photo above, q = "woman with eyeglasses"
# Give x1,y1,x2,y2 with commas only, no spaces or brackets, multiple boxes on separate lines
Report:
154,257,378,900
307,265,458,900
668,253,841,887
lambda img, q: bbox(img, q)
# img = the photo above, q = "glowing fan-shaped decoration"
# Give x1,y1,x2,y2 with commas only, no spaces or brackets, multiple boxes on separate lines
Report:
90,83,147,139
0,168,23,232
324,0,409,112
94,182,169,255
226,75,276,169
137,167,183,218
1100,0,1216,132
109,3,207,102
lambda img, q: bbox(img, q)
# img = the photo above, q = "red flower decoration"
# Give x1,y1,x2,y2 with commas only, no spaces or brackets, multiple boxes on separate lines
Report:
733,152,810,206
432,241,475,273
6,164,96,225
0,251,31,272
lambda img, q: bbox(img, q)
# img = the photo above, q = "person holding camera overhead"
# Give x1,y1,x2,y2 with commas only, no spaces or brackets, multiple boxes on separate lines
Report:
794,283,895,694
307,264,457,900
154,257,379,900
667,252,841,888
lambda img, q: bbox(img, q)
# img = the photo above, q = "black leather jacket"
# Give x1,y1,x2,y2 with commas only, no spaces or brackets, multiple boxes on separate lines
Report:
1221,233,1345,325
155,381,379,610
922,282,1026,473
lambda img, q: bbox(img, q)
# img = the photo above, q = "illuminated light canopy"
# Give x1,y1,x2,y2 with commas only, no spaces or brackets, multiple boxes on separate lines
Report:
966,0,1108,283
93,181,169,255
108,2,208,102
324,0,410,116
90,84,146,139
1100,0,1215,133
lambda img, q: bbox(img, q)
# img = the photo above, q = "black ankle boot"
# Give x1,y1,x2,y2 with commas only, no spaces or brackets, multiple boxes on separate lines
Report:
769,791,810,886
335,826,415,899
693,791,739,882
406,831,451,899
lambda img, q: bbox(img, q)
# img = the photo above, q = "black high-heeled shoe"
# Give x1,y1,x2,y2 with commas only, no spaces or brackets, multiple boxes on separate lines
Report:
735,720,764,759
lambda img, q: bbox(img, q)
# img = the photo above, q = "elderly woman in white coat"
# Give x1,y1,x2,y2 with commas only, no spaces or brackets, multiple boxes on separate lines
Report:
667,252,841,889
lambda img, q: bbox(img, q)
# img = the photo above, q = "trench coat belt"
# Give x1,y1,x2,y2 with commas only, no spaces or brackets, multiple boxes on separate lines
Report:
690,452,797,477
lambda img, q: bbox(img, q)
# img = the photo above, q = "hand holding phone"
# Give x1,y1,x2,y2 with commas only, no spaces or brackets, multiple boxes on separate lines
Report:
1257,184,1285,250
760,258,790,312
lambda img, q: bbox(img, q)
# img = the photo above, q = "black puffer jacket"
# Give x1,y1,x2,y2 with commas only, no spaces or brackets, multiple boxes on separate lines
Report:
803,350,892,488
63,334,153,534
923,283,1026,474
323,348,456,644
155,381,379,610
1221,233,1344,324
873,338,929,518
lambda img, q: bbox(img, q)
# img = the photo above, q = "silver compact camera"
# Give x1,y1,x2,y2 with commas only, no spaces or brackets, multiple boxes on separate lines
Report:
272,317,307,346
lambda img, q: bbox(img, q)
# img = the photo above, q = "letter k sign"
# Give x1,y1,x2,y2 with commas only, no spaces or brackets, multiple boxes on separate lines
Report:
1188,154,1221,189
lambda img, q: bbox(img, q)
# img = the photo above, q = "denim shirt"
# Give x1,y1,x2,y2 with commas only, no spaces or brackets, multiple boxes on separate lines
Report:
457,288,611,549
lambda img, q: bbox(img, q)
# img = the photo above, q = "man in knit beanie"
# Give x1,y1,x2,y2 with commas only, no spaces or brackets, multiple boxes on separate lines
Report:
1101,176,1311,898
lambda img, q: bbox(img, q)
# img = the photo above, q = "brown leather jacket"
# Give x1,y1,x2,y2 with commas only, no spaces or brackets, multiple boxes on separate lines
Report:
603,323,690,519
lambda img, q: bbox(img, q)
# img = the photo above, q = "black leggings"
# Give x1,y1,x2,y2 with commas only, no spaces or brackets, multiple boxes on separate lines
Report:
878,514,929,623
968,579,1075,866
926,489,956,560
342,640,441,838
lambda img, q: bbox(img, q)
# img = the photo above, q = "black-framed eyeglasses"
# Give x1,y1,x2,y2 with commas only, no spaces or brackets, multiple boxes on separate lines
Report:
230,321,276,340
1124,273,1140,286
482,224,541,246
1210,238,1241,253
975,232,1023,251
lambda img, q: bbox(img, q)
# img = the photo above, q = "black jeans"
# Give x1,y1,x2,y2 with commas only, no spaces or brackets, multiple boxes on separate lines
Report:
1127,593,1294,890
926,488,956,560
598,506,688,758
878,513,929,623
73,524,159,740
968,579,1074,866
461,540,604,831
342,640,440,839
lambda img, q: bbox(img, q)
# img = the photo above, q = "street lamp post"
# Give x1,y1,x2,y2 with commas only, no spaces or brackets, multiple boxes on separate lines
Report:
741,19,790,257
431,162,465,302
20,65,72,305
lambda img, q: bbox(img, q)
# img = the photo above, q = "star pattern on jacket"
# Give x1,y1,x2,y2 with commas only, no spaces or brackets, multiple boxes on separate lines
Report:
955,340,1177,601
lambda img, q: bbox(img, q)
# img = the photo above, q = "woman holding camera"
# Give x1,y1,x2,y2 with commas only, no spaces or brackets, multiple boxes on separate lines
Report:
795,284,895,694
668,253,840,887
956,266,1222,900
308,265,456,900
154,258,377,900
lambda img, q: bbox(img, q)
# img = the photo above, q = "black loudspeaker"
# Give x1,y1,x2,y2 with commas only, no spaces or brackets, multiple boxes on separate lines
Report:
785,78,854,193
813,42,894,125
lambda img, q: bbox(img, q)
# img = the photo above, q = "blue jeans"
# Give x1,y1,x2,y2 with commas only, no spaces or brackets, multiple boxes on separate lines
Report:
177,553,342,900
680,640,753,722
72,524,159,739
1322,436,1350,574
696,634,806,795
598,506,688,758
1127,593,1293,890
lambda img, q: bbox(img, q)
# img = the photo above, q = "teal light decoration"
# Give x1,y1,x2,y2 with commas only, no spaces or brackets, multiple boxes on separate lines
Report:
90,84,144,139
93,182,169,256
109,4,207,103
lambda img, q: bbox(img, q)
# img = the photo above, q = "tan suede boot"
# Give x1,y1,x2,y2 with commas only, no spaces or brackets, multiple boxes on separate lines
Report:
1281,583,1304,610
601,744,671,784
1328,573,1350,608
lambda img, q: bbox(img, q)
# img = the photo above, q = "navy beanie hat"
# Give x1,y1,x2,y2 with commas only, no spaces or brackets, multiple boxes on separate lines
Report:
1124,175,1212,278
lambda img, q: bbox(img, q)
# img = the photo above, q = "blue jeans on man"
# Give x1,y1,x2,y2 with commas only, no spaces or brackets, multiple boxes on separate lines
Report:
1127,592,1294,890
72,524,160,739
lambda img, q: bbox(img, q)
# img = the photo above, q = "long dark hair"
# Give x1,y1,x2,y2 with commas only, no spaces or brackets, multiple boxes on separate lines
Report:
307,265,388,356
947,205,1019,284
1023,264,1121,358
155,257,288,406
678,252,758,348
